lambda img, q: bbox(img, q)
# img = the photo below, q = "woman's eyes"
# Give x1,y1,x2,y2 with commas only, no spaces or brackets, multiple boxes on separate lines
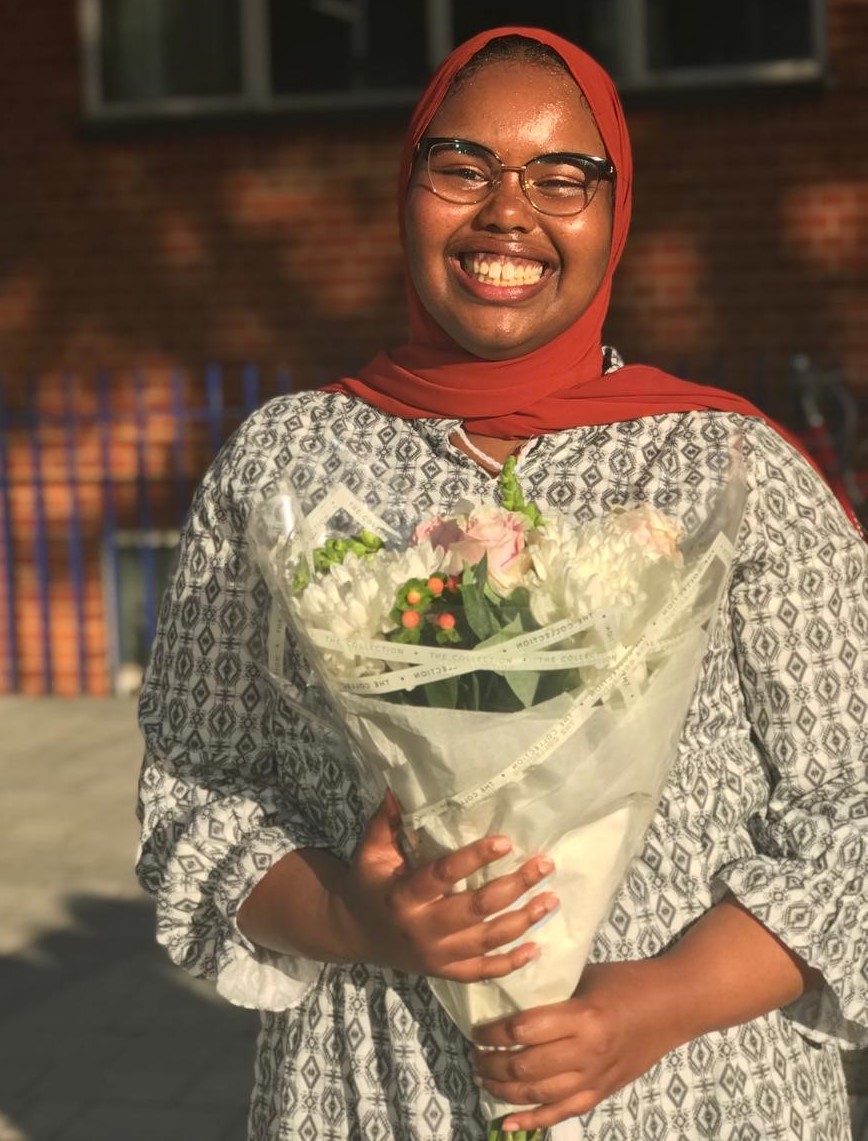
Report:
532,168,591,195
433,160,491,183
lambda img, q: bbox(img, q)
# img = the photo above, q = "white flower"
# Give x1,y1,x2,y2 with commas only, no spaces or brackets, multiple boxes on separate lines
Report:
290,540,444,679
528,506,684,643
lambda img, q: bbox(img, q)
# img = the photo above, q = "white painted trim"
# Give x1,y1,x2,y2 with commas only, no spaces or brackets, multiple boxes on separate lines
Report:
77,0,103,117
425,0,452,71
241,0,270,106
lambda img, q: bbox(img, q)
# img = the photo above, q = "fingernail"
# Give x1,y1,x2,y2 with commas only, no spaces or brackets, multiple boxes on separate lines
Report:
502,1119,519,1131
490,836,511,854
472,1074,483,1087
537,856,554,875
531,893,559,921
531,899,561,936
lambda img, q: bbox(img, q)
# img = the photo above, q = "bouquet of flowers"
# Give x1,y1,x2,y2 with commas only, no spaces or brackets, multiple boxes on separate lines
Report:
248,456,744,1140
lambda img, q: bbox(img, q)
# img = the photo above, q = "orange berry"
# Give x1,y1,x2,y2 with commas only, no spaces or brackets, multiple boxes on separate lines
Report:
427,577,445,595
406,588,423,605
436,613,456,630
401,610,421,629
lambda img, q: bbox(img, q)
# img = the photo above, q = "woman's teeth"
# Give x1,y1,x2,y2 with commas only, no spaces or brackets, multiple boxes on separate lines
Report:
463,254,545,286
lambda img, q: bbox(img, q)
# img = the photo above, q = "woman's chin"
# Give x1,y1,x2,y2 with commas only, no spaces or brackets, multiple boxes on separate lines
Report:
448,325,557,361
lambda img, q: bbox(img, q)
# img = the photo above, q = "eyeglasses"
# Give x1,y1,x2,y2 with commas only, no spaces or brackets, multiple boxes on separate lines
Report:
416,137,616,218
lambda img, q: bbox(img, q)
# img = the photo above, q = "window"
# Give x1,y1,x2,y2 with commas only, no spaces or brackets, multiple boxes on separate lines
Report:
79,0,825,119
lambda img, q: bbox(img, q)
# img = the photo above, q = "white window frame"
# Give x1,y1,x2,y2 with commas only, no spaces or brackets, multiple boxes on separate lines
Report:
78,0,825,121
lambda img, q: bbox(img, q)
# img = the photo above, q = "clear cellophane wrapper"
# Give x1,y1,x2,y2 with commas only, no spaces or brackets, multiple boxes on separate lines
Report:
247,450,746,1118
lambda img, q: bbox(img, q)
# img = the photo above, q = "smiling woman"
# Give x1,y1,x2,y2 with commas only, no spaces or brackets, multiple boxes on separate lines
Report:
135,23,868,1141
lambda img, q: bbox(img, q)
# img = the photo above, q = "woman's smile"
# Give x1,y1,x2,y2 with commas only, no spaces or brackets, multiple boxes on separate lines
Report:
458,251,548,289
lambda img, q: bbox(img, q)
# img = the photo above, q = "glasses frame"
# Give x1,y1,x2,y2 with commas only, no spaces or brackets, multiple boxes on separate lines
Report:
415,136,616,217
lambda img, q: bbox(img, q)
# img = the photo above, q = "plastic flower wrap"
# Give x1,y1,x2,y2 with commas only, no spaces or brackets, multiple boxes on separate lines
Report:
248,455,745,1139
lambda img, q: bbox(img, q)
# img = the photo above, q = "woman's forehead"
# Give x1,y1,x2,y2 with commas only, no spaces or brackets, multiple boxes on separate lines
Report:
426,60,604,155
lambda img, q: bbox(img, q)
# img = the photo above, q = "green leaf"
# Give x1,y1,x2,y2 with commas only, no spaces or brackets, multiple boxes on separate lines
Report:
460,558,500,641
499,456,546,528
422,675,459,709
475,614,525,650
458,670,481,710
503,668,541,708
534,666,581,704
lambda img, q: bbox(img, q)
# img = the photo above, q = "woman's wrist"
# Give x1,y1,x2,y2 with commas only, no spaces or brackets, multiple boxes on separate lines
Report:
651,895,822,1046
237,848,369,966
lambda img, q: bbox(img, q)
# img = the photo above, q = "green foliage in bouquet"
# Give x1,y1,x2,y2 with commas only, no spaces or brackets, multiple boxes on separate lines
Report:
289,457,581,712
381,553,578,712
381,459,577,713
292,529,383,593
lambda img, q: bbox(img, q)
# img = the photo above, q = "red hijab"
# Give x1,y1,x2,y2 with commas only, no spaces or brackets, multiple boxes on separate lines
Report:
326,26,860,536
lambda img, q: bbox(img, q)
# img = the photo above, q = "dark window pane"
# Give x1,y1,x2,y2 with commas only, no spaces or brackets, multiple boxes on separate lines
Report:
451,1,616,75
269,0,427,95
101,0,241,102
647,0,814,70
161,0,241,97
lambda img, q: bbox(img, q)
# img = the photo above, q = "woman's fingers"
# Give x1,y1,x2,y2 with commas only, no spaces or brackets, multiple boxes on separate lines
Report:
351,807,560,977
398,839,554,909
438,938,542,982
381,839,559,970
466,854,555,916
396,834,514,900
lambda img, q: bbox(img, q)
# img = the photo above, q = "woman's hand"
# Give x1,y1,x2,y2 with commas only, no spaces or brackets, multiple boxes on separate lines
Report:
470,959,679,1133
338,793,559,981
471,895,822,1133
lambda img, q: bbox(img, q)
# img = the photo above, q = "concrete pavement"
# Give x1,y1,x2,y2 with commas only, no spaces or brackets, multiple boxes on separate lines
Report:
0,697,257,1141
0,696,865,1141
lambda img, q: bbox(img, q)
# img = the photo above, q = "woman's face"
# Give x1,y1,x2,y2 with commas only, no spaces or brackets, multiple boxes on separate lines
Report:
404,60,614,361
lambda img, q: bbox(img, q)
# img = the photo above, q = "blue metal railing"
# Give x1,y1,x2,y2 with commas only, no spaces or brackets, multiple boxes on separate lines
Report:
0,364,294,694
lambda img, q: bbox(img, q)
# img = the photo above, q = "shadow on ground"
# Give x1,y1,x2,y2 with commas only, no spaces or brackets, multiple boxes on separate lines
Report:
0,894,258,1141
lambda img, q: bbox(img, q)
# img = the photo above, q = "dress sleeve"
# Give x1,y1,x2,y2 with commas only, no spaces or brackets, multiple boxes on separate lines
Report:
713,420,868,1048
135,427,355,1012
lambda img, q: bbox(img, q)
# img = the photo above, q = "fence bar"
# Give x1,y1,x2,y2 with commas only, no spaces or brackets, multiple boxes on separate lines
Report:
170,367,192,523
242,362,260,415
206,362,224,456
63,374,88,691
0,380,20,691
98,372,121,685
134,369,158,655
28,380,53,694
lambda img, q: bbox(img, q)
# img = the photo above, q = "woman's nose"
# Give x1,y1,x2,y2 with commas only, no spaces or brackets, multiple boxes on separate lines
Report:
474,171,536,231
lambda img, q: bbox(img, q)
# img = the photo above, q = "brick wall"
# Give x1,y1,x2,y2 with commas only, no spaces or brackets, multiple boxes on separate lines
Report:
2,1,867,398
1,0,866,693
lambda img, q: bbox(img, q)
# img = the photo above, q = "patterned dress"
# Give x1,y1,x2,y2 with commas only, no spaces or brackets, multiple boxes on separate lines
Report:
136,386,868,1140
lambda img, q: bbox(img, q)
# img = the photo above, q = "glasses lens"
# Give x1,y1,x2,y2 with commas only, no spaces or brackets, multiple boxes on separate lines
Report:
525,156,603,216
427,142,496,204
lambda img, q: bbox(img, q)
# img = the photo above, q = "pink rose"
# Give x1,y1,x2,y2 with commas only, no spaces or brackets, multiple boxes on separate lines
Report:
618,505,684,564
412,517,466,550
413,508,532,593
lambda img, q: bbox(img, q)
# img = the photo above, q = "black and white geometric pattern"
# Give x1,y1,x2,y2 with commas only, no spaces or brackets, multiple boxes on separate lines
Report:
137,386,868,1140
